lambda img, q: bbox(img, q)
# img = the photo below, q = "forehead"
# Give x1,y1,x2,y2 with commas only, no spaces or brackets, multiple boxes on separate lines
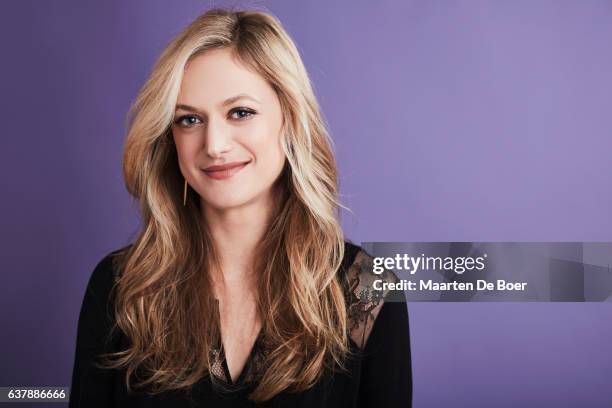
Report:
178,48,273,105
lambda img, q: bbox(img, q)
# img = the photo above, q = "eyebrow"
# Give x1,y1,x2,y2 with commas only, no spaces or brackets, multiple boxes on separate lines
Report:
175,93,261,112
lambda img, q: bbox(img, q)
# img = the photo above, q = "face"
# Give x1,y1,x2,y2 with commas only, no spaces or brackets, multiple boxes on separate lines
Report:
172,47,286,211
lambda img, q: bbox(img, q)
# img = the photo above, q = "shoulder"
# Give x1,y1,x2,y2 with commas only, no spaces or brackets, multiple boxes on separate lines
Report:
84,244,132,307
339,240,401,299
339,239,362,274
339,240,404,350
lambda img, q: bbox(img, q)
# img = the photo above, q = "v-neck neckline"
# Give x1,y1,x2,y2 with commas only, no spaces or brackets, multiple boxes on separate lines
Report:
218,329,263,385
212,297,264,386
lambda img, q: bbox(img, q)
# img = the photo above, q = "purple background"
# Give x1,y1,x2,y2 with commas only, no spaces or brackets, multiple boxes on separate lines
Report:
1,0,611,406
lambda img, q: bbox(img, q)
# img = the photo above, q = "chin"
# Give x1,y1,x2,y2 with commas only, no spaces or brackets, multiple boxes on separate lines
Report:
200,193,255,211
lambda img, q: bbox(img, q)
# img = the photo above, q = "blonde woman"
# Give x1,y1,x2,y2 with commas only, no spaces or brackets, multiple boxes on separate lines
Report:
69,7,411,407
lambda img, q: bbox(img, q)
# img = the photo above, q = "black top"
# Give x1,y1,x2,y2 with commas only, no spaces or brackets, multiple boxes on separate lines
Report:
69,241,412,407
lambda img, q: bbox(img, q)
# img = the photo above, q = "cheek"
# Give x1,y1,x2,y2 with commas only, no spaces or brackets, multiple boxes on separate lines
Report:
250,133,284,172
244,121,284,162
174,134,201,166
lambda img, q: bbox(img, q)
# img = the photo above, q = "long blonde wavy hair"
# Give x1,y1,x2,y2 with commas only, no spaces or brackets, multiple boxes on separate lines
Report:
98,7,351,402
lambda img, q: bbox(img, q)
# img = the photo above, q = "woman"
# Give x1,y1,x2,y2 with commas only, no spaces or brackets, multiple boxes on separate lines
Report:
69,7,412,407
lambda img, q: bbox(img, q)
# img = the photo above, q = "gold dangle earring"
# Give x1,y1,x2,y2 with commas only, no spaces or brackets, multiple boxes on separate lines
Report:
183,179,188,206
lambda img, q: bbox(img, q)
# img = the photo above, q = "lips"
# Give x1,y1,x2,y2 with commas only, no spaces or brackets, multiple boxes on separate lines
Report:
202,160,251,180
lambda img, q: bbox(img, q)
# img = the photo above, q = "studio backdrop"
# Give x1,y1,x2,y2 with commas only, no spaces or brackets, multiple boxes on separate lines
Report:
1,1,611,407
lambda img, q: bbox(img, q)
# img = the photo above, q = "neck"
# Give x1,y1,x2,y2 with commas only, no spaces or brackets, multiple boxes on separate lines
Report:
201,192,275,289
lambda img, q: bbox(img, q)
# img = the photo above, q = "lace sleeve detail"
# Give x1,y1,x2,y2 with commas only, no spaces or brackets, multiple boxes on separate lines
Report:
344,249,400,350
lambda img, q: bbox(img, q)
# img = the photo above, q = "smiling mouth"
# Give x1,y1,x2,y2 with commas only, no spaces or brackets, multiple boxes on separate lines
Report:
202,160,251,180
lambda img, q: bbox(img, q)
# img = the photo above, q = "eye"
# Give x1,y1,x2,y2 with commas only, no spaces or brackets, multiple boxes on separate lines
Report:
229,108,256,121
174,114,202,128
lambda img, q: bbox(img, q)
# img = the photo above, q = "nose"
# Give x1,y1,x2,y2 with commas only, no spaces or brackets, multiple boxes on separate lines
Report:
205,117,233,158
